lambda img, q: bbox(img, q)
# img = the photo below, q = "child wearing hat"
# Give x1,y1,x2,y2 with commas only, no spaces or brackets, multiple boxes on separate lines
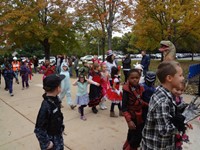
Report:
34,74,65,150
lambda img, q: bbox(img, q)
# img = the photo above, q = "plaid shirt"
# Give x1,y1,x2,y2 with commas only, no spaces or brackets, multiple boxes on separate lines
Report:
141,86,177,150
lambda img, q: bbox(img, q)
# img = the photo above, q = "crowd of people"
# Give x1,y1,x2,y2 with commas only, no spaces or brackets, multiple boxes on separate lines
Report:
0,49,193,150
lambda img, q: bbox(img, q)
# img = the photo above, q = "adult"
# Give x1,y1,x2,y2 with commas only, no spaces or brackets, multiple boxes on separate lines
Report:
122,53,131,83
141,50,150,76
56,55,61,74
11,57,20,84
105,50,117,85
159,40,176,61
73,56,79,78
33,56,39,73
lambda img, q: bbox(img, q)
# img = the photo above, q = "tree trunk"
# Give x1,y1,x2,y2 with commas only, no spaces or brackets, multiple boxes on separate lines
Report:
102,36,106,62
107,0,115,50
41,38,50,60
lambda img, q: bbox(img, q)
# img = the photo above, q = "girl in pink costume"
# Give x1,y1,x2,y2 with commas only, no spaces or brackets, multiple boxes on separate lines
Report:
99,62,110,110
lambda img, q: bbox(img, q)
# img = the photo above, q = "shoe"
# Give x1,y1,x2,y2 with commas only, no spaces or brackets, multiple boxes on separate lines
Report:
70,105,77,110
119,111,124,116
110,111,118,117
22,87,24,90
10,93,14,96
80,116,87,121
99,102,105,110
60,104,64,108
4,88,8,91
102,103,107,110
92,107,98,114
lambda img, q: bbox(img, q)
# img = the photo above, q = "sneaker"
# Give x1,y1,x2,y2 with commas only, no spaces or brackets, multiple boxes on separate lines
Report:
70,105,77,110
10,93,14,96
99,102,105,110
102,103,107,110
92,107,98,114
80,116,87,121
22,87,24,90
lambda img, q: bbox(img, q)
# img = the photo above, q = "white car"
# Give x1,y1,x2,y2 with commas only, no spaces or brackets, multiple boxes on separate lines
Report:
38,56,56,64
80,55,94,61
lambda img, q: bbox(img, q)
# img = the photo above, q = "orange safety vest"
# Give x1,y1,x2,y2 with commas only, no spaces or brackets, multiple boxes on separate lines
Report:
12,61,20,71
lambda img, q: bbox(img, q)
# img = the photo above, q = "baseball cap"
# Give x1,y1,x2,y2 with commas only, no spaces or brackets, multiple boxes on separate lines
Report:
43,74,65,90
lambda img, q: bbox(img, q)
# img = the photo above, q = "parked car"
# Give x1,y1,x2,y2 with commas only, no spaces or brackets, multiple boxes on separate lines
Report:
80,55,94,61
38,56,56,64
98,55,107,60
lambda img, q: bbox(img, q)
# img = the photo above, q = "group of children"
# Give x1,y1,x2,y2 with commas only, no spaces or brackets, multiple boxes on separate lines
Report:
1,58,32,96
34,58,193,150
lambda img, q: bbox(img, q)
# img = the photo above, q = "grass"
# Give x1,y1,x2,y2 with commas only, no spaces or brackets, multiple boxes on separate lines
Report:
118,60,199,94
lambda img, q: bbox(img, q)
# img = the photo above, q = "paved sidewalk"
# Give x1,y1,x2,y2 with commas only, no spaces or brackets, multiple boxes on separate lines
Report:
0,74,200,150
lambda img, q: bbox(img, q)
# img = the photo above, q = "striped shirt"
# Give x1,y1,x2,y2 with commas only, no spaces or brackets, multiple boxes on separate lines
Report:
141,86,177,150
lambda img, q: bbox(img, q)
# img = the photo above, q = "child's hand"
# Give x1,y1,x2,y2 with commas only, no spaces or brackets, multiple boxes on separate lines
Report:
47,141,53,149
128,121,136,130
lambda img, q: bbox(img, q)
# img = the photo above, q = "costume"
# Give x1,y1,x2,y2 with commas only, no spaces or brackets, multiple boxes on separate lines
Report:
101,71,110,98
141,86,177,150
20,64,30,88
107,75,122,103
34,94,64,150
88,70,102,107
75,81,89,105
122,83,148,149
12,60,20,82
3,68,16,96
59,62,74,107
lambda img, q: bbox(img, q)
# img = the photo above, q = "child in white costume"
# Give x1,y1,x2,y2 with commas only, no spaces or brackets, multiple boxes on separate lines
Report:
59,62,76,109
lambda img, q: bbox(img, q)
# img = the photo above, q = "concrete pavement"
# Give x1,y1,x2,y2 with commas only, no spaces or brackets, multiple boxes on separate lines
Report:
0,74,200,150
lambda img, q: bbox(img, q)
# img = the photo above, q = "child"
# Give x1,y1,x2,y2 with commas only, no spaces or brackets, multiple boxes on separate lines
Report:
141,71,156,122
20,61,30,90
73,74,100,120
3,64,17,96
34,74,65,150
88,63,102,114
59,62,76,109
107,66,123,117
99,62,110,110
122,69,148,150
172,83,191,150
141,61,185,150
78,61,90,77
43,60,55,79
133,62,144,84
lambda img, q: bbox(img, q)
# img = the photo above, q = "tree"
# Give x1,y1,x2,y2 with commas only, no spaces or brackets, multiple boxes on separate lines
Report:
72,0,134,60
0,0,77,59
131,0,200,53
